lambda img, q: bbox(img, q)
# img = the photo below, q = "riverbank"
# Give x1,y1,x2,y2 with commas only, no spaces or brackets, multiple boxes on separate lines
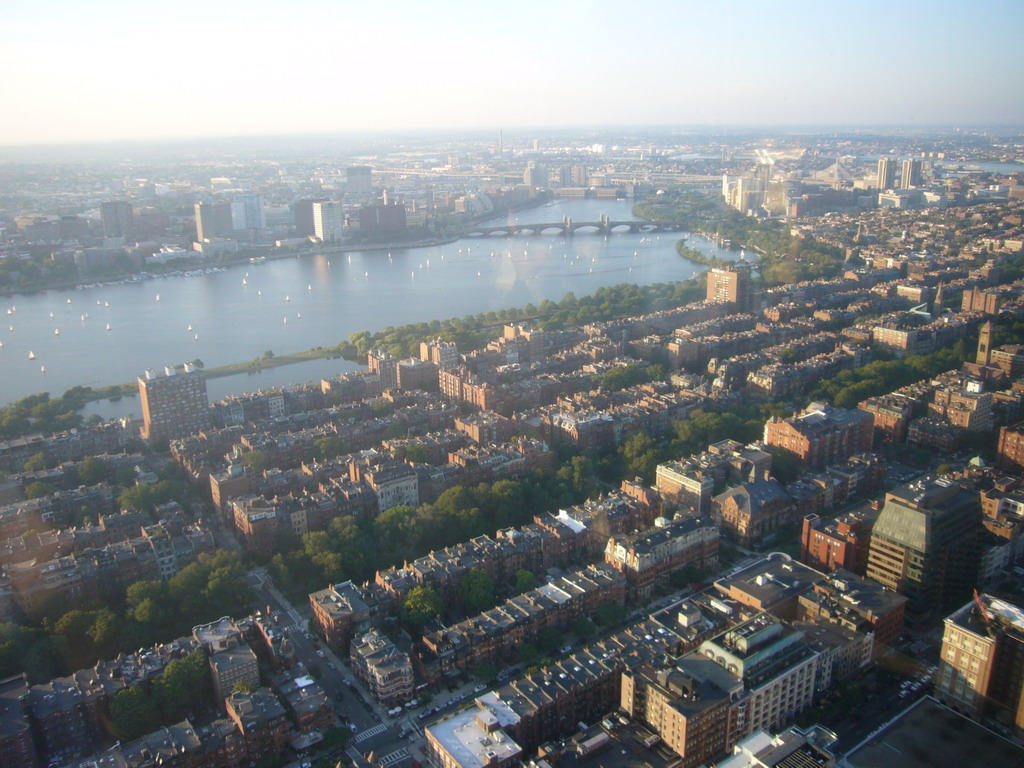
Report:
74,280,705,409
81,347,348,403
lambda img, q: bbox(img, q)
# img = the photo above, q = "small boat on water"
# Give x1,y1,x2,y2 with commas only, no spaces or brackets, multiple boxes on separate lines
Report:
155,294,160,302
187,325,193,332
242,278,247,285
106,323,111,331
54,329,59,336
40,366,45,373
307,284,312,291
285,295,290,302
28,351,35,360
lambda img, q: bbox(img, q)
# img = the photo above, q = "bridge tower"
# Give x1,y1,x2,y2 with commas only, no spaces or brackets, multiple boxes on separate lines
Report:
564,215,573,236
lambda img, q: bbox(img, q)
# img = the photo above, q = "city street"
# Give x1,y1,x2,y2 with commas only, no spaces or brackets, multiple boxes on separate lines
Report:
247,567,422,767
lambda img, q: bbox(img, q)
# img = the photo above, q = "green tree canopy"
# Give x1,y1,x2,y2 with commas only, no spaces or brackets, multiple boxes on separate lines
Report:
402,586,442,628
24,481,57,499
78,455,110,486
461,568,496,614
514,570,537,594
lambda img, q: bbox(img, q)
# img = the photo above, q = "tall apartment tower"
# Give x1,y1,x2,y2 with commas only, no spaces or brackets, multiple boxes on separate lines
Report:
138,363,210,443
100,201,134,240
313,201,345,242
346,167,373,199
706,264,754,312
367,349,399,390
194,202,233,241
419,338,459,370
936,593,1024,728
901,158,922,189
876,158,895,190
230,194,265,231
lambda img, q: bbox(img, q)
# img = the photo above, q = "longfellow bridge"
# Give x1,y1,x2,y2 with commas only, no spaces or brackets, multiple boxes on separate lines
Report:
464,214,685,237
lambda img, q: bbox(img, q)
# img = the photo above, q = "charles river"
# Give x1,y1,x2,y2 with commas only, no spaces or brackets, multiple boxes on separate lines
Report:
1,198,737,420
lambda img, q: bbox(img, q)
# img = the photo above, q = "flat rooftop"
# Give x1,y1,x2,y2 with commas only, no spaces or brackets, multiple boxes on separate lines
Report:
843,696,1024,768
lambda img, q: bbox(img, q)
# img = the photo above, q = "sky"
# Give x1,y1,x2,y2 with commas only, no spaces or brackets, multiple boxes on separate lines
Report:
1,0,1023,146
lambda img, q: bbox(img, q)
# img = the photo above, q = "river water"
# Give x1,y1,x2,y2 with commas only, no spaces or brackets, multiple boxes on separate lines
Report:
0,199,736,420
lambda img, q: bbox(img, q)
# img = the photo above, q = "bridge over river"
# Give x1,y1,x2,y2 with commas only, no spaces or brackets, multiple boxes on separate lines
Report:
465,214,684,237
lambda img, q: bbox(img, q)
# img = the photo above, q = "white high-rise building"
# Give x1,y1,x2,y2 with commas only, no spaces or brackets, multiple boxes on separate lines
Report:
313,201,345,242
231,193,265,231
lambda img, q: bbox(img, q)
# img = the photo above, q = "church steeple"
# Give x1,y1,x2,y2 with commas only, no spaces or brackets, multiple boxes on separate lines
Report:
977,320,994,366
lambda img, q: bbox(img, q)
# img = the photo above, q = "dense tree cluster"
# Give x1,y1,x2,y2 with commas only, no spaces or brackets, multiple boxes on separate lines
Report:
269,474,581,598
0,551,252,683
807,342,970,408
107,649,210,741
0,387,96,438
334,282,706,363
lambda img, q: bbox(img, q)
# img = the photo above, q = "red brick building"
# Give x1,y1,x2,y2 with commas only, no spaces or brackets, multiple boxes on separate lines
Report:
998,421,1024,473
800,504,879,576
764,402,874,470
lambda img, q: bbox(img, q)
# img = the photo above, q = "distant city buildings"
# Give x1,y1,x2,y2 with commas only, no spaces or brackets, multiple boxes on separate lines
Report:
100,200,134,240
194,201,233,241
312,201,344,242
876,157,895,191
346,166,373,199
231,193,265,231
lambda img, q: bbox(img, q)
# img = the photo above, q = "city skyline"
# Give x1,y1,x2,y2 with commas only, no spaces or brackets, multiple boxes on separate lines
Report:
2,0,1023,146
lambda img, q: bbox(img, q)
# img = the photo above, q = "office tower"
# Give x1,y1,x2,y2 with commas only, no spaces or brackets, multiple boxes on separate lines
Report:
936,593,1024,728
523,161,547,188
901,158,922,189
346,167,373,198
866,476,982,614
312,201,344,242
100,201,134,240
876,157,895,190
571,164,588,186
194,201,233,241
291,199,325,238
706,264,754,312
557,166,572,187
138,363,210,443
230,193,265,231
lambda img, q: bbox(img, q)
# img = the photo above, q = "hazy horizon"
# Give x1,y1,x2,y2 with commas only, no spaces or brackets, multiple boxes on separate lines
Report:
3,0,1023,147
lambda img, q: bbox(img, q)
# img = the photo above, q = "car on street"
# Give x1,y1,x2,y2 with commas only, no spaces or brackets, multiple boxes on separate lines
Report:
316,650,325,658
